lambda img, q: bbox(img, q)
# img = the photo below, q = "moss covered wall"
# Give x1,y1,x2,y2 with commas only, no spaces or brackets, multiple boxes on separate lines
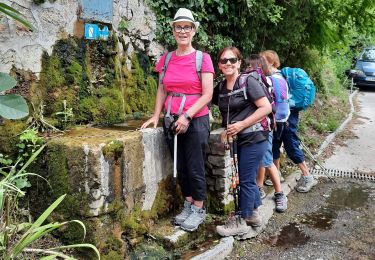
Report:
27,127,174,258
32,34,158,127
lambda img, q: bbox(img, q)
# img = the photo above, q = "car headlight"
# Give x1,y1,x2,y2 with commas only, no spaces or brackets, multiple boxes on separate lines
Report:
351,69,366,76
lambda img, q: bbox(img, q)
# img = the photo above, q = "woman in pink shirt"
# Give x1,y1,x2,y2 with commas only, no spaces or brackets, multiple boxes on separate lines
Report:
141,8,214,232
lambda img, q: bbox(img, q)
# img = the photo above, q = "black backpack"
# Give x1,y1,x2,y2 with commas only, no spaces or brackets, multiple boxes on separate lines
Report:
219,68,276,131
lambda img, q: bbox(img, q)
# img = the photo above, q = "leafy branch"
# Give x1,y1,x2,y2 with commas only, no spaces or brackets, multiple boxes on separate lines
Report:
0,3,35,31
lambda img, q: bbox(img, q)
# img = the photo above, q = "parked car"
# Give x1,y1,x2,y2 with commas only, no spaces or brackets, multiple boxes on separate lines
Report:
348,46,375,88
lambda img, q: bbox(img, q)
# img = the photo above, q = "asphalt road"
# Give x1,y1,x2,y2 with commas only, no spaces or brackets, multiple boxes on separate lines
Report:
324,90,375,172
229,90,375,259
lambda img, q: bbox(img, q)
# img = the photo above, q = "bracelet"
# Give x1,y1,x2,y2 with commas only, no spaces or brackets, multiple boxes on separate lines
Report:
184,112,192,122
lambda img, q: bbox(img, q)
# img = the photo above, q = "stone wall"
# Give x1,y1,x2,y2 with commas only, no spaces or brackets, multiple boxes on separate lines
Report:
0,0,164,74
39,127,231,218
39,127,171,216
206,128,233,209
28,126,230,257
30,127,172,256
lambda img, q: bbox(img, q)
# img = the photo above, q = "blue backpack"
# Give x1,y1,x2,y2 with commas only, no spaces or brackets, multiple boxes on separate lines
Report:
281,67,316,111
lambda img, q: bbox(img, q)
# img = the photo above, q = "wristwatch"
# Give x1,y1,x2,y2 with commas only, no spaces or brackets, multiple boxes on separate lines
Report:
184,112,192,122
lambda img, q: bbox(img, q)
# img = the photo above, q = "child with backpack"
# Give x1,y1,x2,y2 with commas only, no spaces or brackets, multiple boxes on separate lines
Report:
212,47,272,237
248,54,288,213
261,50,317,193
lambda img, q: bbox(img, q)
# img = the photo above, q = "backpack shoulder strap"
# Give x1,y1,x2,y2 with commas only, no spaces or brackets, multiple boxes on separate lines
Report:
270,76,281,102
238,73,249,88
218,80,225,92
195,50,203,81
159,51,174,85
217,77,248,99
245,69,267,86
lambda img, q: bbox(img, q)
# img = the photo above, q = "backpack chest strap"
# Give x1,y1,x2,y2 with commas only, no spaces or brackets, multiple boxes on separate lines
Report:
219,86,248,100
166,92,201,117
240,122,265,134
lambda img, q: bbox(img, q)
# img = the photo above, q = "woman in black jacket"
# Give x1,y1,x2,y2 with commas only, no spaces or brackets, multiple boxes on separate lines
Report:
213,47,272,236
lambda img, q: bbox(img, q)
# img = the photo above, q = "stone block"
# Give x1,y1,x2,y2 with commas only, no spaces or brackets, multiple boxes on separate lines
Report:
212,167,231,177
209,141,227,156
208,155,230,168
215,178,226,192
206,176,215,187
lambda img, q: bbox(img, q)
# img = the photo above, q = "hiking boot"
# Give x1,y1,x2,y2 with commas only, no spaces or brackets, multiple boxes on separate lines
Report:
295,175,318,193
216,216,250,237
180,205,206,231
264,171,284,186
174,200,192,225
264,178,273,186
274,192,288,213
236,227,259,240
245,209,262,227
259,186,266,199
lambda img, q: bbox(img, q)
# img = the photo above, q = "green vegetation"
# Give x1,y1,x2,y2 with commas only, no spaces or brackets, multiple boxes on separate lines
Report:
0,120,27,156
147,0,375,105
55,100,74,129
33,35,158,126
16,128,44,167
0,73,29,120
118,19,129,33
123,53,158,114
102,140,124,160
0,141,99,259
0,3,35,31
147,0,375,63
33,0,57,5
2,1,374,258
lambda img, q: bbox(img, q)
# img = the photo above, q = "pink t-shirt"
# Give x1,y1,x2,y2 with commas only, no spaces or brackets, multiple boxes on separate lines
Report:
155,51,214,118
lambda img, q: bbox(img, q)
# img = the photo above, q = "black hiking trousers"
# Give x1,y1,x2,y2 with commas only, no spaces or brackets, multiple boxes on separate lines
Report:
163,114,210,201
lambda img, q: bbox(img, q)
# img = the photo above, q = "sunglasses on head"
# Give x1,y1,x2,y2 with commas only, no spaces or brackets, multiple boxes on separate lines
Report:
219,58,238,64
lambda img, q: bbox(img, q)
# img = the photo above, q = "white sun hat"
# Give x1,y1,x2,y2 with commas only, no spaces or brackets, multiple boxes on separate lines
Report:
170,8,200,30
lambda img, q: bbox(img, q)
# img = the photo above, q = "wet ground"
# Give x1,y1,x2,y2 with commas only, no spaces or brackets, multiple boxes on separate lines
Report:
229,90,375,259
129,91,375,259
229,178,375,259
129,217,226,259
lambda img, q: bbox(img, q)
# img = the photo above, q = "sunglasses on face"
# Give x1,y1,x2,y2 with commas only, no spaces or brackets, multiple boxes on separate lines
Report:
174,25,193,33
219,58,239,64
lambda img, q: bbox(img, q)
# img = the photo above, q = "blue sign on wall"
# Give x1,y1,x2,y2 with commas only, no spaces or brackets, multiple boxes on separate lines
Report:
84,23,99,40
99,26,109,40
84,23,110,40
80,0,113,24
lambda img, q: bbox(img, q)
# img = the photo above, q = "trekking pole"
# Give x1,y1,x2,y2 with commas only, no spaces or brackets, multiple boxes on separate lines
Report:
300,141,335,182
232,135,241,218
227,136,236,211
173,132,178,217
228,135,240,218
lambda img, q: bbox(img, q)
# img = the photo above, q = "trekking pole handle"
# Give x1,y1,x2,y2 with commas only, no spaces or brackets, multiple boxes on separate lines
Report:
228,135,234,158
232,135,238,157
